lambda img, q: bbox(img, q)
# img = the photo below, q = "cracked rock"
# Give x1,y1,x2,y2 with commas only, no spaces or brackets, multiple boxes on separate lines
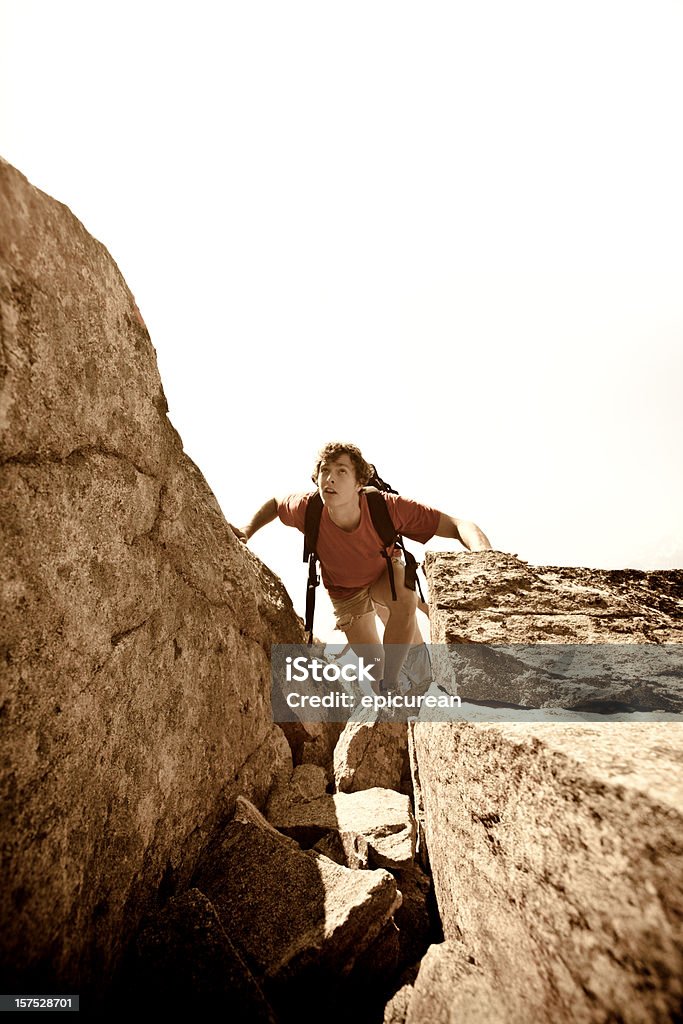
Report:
190,818,401,1003
266,777,416,870
0,158,304,992
334,705,409,794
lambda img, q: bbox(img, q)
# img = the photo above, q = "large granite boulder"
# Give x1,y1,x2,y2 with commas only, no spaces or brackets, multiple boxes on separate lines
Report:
413,551,683,1022
0,160,302,994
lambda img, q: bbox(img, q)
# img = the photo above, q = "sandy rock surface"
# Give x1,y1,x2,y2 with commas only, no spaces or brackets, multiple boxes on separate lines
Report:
415,551,683,1022
0,160,303,991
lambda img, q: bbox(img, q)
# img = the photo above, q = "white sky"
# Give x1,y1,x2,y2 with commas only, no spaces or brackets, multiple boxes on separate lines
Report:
2,1,681,639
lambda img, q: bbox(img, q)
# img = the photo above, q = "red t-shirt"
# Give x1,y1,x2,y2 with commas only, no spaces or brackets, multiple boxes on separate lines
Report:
277,490,441,598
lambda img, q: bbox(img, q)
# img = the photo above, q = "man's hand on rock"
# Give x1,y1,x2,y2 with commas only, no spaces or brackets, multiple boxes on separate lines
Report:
230,524,249,543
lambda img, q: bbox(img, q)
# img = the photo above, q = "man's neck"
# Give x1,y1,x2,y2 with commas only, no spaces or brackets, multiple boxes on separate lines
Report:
327,493,362,531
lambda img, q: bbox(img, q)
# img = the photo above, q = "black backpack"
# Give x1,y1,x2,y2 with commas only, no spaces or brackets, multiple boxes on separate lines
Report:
302,466,424,643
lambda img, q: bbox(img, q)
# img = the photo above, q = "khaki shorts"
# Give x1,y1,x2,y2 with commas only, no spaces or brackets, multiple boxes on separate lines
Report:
330,556,403,631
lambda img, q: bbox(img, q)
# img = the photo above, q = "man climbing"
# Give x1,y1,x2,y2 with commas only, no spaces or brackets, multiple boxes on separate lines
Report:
234,441,492,694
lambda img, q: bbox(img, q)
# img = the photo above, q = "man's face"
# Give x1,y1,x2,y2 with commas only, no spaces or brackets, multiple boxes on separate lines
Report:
317,455,361,507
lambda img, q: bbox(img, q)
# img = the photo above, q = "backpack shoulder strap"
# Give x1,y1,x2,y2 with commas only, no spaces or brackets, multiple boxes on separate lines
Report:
303,490,323,561
365,487,424,601
302,490,323,644
364,487,401,600
364,487,398,549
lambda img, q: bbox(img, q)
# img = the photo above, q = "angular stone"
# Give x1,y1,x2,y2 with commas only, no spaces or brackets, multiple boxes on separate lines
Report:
382,964,420,1024
267,781,416,870
287,763,329,801
405,942,507,1024
334,706,408,793
233,795,299,850
119,888,276,1020
383,983,414,1024
313,830,371,870
278,719,344,783
191,819,401,994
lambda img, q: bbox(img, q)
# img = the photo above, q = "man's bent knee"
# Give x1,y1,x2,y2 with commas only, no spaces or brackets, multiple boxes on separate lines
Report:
385,582,418,618
385,597,417,623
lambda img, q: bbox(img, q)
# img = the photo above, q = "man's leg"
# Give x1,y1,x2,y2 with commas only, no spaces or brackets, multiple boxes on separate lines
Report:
342,612,384,695
375,601,424,645
369,559,418,691
374,600,433,695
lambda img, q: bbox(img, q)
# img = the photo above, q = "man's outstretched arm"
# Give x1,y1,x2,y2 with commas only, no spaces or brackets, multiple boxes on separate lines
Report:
231,498,279,543
435,513,492,551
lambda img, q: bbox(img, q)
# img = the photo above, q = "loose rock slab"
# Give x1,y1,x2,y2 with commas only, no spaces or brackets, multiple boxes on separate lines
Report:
266,774,417,869
191,819,401,991
334,706,408,793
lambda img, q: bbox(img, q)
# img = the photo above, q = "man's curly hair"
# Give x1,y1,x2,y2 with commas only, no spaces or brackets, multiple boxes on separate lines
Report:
311,442,374,487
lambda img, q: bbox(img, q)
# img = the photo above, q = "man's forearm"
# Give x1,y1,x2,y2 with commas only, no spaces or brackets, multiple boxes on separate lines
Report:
456,519,492,551
243,498,278,540
436,513,492,551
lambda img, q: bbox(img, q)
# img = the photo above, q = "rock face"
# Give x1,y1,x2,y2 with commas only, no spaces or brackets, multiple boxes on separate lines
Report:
426,551,683,646
414,551,683,1023
426,551,683,712
0,160,303,993
191,817,401,1010
334,707,408,793
405,941,507,1024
